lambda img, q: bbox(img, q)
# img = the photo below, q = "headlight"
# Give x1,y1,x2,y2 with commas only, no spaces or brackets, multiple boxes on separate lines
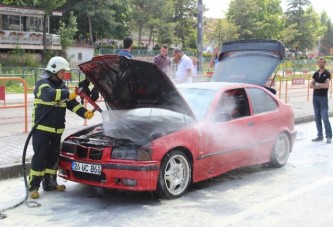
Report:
111,146,151,161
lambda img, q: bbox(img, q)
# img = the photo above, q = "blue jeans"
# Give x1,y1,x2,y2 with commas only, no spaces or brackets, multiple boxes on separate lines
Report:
313,95,332,139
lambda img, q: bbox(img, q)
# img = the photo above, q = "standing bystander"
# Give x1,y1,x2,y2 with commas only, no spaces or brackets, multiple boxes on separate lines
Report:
118,36,133,59
153,44,171,75
209,46,220,69
172,47,192,83
310,57,332,144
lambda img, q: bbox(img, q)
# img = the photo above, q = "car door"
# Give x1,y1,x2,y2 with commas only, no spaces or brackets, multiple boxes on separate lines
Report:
199,88,259,177
245,87,280,162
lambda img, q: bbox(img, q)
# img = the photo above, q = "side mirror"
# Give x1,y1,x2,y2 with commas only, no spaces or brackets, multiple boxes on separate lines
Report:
214,112,232,122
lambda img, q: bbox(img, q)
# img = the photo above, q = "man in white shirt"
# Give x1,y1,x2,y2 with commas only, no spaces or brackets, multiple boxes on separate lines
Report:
172,47,192,83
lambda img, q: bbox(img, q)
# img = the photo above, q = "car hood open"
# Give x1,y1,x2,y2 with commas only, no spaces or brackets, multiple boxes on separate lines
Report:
211,39,285,86
78,55,196,119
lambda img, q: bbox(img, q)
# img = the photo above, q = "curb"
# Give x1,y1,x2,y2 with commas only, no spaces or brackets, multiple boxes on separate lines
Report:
294,115,314,125
294,111,333,125
0,163,30,180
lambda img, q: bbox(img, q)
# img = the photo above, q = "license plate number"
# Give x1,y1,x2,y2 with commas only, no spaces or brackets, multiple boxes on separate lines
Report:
72,161,102,175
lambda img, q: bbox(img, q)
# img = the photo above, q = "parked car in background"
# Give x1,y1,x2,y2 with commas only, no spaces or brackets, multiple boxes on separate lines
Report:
58,40,296,199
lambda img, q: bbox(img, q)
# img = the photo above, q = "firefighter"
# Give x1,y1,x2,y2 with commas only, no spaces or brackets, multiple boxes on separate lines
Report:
29,56,94,199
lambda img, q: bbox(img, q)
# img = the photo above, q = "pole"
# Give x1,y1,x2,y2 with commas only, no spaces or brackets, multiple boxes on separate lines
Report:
197,0,203,75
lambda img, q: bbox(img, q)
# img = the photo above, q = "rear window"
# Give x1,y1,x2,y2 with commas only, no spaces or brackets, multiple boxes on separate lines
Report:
247,88,278,114
212,51,281,86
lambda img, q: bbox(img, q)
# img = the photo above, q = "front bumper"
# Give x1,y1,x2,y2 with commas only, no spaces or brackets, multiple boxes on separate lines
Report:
58,155,160,191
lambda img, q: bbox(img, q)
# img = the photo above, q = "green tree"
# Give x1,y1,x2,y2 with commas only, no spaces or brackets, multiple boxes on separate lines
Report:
127,0,175,47
173,0,197,48
284,0,321,56
227,0,283,39
0,0,36,5
205,18,238,47
279,22,299,49
57,11,78,55
109,0,131,40
128,0,155,46
61,0,115,44
145,0,174,47
319,12,333,56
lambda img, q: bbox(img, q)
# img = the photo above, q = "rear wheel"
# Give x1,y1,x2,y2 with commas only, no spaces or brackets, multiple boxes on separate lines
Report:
270,133,291,167
157,150,191,199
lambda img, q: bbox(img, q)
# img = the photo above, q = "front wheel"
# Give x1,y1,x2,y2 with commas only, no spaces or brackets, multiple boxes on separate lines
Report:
157,150,191,199
270,133,291,167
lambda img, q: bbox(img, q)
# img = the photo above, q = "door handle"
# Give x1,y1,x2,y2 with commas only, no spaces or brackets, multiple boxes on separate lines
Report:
247,121,255,126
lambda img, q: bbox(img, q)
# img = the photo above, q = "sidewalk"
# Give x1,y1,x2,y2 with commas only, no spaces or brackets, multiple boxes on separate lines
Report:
0,93,333,180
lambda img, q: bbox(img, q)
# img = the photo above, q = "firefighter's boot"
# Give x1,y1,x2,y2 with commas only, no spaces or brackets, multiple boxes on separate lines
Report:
29,187,40,199
42,173,66,191
29,173,42,199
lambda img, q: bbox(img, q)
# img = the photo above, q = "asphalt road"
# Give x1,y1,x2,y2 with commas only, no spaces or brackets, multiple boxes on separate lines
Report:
0,120,332,226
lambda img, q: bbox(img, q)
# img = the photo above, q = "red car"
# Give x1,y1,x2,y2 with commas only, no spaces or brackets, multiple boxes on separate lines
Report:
58,40,296,199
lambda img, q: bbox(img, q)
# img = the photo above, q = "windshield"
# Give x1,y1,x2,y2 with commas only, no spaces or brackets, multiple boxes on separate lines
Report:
212,51,281,86
178,88,216,120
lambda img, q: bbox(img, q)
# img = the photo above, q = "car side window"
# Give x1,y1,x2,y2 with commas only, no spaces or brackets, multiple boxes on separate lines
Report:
215,88,250,119
247,88,278,114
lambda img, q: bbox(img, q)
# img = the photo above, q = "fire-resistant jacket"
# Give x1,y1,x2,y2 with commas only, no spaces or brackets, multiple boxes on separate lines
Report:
33,74,87,134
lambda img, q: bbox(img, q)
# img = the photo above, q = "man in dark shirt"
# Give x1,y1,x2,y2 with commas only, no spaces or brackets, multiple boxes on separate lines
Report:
118,36,133,59
310,57,332,144
153,44,170,76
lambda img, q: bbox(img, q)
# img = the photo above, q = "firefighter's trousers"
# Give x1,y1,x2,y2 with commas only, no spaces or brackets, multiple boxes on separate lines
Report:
29,130,62,191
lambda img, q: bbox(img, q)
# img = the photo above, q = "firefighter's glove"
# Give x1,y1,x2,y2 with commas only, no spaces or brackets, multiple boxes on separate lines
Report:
84,110,94,120
69,91,77,100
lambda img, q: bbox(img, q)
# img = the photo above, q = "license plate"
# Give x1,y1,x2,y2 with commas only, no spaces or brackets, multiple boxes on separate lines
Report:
72,161,102,175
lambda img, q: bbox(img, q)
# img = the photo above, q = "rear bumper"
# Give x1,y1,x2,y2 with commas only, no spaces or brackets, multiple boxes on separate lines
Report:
58,155,160,191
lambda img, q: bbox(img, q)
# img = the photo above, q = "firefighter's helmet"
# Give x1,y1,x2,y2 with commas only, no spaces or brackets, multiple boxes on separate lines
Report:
46,56,70,74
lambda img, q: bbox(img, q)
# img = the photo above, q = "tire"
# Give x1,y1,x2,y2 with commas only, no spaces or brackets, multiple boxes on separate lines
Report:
270,133,291,167
157,150,191,199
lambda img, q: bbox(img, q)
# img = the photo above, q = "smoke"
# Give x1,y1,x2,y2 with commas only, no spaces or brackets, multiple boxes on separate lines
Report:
102,108,193,145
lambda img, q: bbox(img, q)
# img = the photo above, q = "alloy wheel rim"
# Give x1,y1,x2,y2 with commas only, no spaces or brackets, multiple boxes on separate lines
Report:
164,155,190,195
275,134,290,164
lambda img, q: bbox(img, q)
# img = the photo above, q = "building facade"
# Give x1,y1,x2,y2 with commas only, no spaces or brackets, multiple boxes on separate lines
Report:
0,4,62,51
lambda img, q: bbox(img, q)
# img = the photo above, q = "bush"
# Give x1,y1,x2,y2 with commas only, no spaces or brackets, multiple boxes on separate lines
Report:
324,55,333,61
0,50,41,67
203,52,212,58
